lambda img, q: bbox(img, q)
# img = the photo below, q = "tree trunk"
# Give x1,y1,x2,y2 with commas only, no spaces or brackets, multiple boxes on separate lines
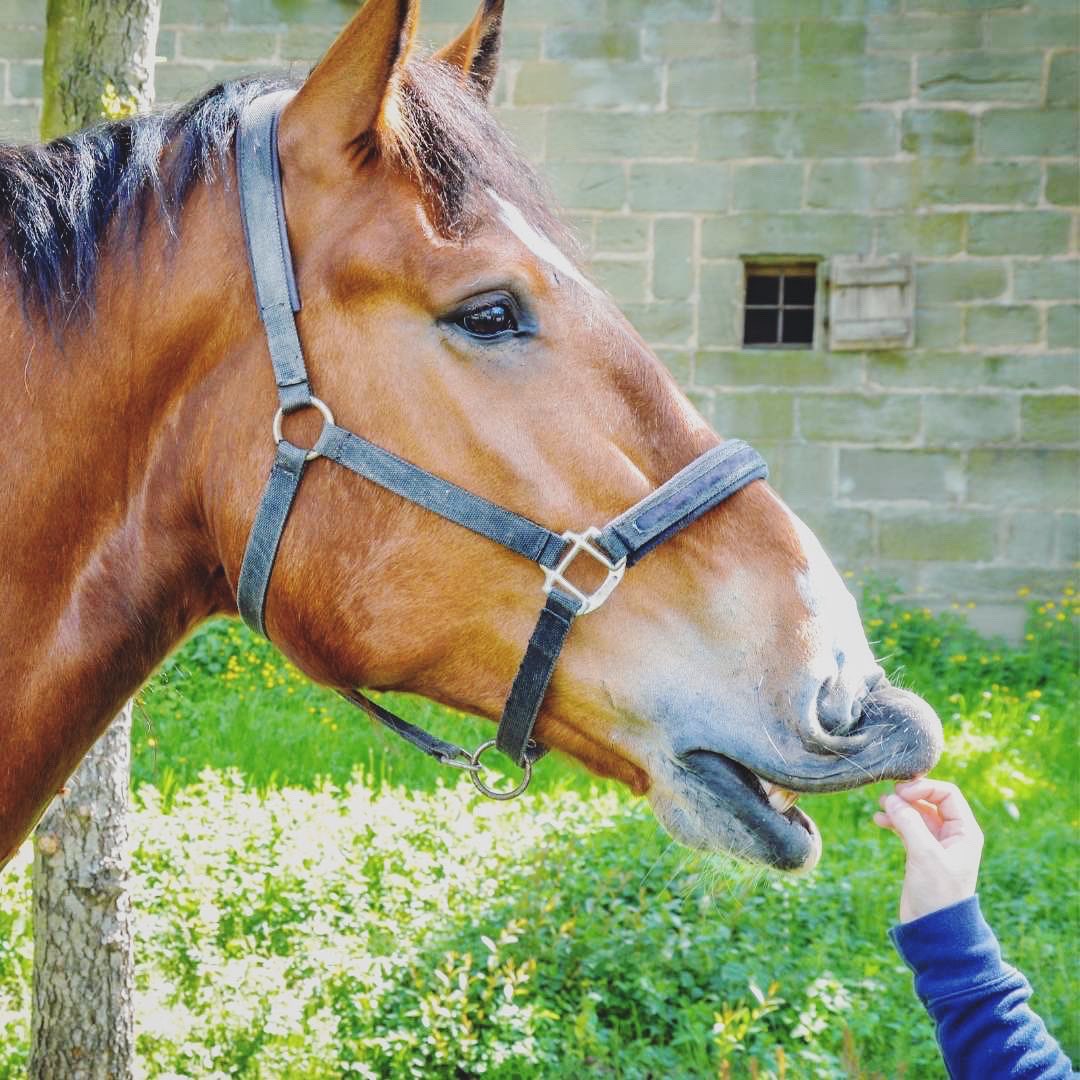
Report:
31,705,136,1080
31,4,159,1076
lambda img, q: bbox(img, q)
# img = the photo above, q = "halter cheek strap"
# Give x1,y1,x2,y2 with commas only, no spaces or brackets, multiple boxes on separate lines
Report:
234,92,768,797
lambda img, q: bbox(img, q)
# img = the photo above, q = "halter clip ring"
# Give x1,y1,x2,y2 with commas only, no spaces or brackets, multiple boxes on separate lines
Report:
543,527,626,614
272,396,335,462
468,740,532,800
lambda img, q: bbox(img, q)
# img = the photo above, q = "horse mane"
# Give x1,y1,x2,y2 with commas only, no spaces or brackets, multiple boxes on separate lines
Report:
0,57,566,329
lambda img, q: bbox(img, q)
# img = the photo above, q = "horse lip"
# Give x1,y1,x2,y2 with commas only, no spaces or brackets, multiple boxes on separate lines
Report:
679,751,820,872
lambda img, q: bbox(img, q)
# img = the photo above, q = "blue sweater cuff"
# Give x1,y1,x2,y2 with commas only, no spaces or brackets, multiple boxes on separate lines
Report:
889,895,1011,1005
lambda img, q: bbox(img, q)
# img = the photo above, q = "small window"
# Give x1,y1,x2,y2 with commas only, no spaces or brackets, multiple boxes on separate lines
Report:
743,262,818,348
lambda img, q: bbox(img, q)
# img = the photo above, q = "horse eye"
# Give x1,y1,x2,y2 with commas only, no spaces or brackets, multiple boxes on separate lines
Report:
458,300,518,339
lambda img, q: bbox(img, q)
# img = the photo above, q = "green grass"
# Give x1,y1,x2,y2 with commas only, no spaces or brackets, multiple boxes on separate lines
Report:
0,580,1076,1078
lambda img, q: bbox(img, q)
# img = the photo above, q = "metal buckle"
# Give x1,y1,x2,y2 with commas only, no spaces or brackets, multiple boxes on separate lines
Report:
468,740,532,800
542,527,626,614
272,396,335,462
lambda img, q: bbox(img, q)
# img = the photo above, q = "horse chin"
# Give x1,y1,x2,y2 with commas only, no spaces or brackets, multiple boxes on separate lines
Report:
648,755,823,873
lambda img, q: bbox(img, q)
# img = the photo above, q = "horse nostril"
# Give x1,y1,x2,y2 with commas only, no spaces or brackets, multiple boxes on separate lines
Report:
816,677,865,737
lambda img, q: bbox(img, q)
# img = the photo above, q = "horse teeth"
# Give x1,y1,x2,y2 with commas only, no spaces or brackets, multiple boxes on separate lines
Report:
757,776,799,814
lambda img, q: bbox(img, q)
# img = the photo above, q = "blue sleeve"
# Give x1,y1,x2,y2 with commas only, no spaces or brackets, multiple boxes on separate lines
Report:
890,895,1076,1080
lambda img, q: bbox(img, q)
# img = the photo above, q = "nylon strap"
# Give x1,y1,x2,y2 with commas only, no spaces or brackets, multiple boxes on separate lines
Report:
236,440,308,636
236,89,310,413
315,423,568,569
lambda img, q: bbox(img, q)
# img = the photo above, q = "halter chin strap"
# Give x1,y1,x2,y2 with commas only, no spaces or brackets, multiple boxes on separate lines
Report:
234,93,768,796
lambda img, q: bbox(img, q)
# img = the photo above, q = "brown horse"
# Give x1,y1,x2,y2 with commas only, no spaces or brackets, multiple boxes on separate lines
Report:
0,0,941,874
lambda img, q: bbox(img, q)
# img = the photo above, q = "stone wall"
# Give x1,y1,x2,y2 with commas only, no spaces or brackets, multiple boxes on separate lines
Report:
1,0,1077,636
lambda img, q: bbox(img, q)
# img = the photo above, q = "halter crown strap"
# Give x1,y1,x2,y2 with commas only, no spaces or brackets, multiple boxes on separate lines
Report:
234,92,768,790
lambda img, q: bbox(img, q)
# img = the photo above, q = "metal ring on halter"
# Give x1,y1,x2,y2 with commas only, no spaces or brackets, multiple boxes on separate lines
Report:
468,739,533,801
272,396,335,462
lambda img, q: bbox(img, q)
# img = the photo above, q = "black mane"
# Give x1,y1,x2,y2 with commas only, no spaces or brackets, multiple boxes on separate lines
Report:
0,59,564,329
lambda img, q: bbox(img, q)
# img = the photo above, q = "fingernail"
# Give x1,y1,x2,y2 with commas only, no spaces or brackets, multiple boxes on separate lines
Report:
885,794,903,810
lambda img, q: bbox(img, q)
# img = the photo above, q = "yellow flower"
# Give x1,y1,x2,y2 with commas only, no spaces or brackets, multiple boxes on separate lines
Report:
1026,689,1042,700
950,654,968,664
1016,586,1031,597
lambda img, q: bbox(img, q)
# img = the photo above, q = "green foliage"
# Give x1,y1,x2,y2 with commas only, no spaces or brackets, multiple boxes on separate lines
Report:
0,583,1076,1077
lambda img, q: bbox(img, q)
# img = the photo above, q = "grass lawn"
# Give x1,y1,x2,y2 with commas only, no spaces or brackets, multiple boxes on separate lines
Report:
0,580,1076,1078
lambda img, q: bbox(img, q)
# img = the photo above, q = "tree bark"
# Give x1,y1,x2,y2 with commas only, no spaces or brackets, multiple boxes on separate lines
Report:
31,4,159,1076
30,705,136,1080
40,0,160,141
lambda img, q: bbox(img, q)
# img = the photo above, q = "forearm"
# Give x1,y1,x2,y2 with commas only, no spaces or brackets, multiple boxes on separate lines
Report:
890,895,1074,1080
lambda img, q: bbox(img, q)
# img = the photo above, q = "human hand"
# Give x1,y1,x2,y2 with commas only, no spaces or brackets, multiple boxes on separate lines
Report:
872,778,984,924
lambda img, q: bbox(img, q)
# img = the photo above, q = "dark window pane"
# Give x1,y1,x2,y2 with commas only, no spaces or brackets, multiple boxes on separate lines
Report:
746,274,779,305
781,307,815,344
744,307,779,344
783,274,816,305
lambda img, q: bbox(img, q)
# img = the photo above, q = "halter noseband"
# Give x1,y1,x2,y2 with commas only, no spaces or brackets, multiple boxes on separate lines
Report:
234,91,768,799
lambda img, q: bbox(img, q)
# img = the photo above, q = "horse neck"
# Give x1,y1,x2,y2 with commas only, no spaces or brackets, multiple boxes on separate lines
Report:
0,176,246,842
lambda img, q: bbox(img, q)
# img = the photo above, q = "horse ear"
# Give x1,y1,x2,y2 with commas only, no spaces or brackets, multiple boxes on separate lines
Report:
279,0,418,167
433,0,504,104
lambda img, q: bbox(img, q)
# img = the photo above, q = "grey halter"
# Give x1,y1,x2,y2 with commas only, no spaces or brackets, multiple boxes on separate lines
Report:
234,91,768,799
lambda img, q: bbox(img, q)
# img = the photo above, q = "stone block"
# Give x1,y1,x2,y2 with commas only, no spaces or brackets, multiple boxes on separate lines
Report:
968,449,1079,509
493,108,544,161
919,565,1071,603
758,57,910,107
915,161,1041,206
699,265,744,346
923,394,1018,446
876,214,966,256
546,111,695,161
0,104,38,142
594,215,649,254
807,162,914,211
1056,514,1079,563
629,164,729,213
280,26,337,61
7,60,40,101
867,14,981,51
0,27,43,58
702,213,873,257
621,301,694,346
545,162,626,211
544,28,640,61
1048,305,1079,350
699,350,864,389
983,354,1080,392
795,507,875,562
1001,512,1058,566
1021,395,1080,444
654,218,695,300
901,109,974,158
732,164,804,212
1048,51,1079,108
590,258,647,303
712,393,796,440
913,308,966,347
986,13,1080,49
1013,261,1080,302
915,261,1007,304
879,511,995,562
799,394,921,442
839,448,964,502
868,352,983,389
179,28,277,60
607,0,715,22
156,62,219,102
968,212,1072,256
656,349,692,383
979,109,1080,158
799,20,866,55
667,59,755,109
966,305,1040,347
699,109,898,160
513,61,661,107
1046,165,1080,208
918,52,1042,102
643,20,752,59
758,443,836,507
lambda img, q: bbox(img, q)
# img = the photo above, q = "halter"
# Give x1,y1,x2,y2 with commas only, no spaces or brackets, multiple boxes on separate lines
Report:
234,92,768,799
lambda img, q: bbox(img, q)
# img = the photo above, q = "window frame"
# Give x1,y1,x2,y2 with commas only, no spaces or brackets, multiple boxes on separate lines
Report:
741,259,822,351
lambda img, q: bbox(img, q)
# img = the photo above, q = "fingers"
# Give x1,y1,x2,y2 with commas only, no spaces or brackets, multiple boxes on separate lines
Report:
881,793,937,854
895,778,980,835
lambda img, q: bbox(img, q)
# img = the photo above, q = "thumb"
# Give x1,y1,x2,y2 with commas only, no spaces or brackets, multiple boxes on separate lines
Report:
884,794,936,855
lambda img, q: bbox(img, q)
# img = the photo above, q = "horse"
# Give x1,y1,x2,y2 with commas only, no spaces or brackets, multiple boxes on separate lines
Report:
0,0,942,875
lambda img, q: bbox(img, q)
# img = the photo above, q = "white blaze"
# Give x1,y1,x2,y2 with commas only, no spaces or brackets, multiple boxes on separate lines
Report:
489,191,592,291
